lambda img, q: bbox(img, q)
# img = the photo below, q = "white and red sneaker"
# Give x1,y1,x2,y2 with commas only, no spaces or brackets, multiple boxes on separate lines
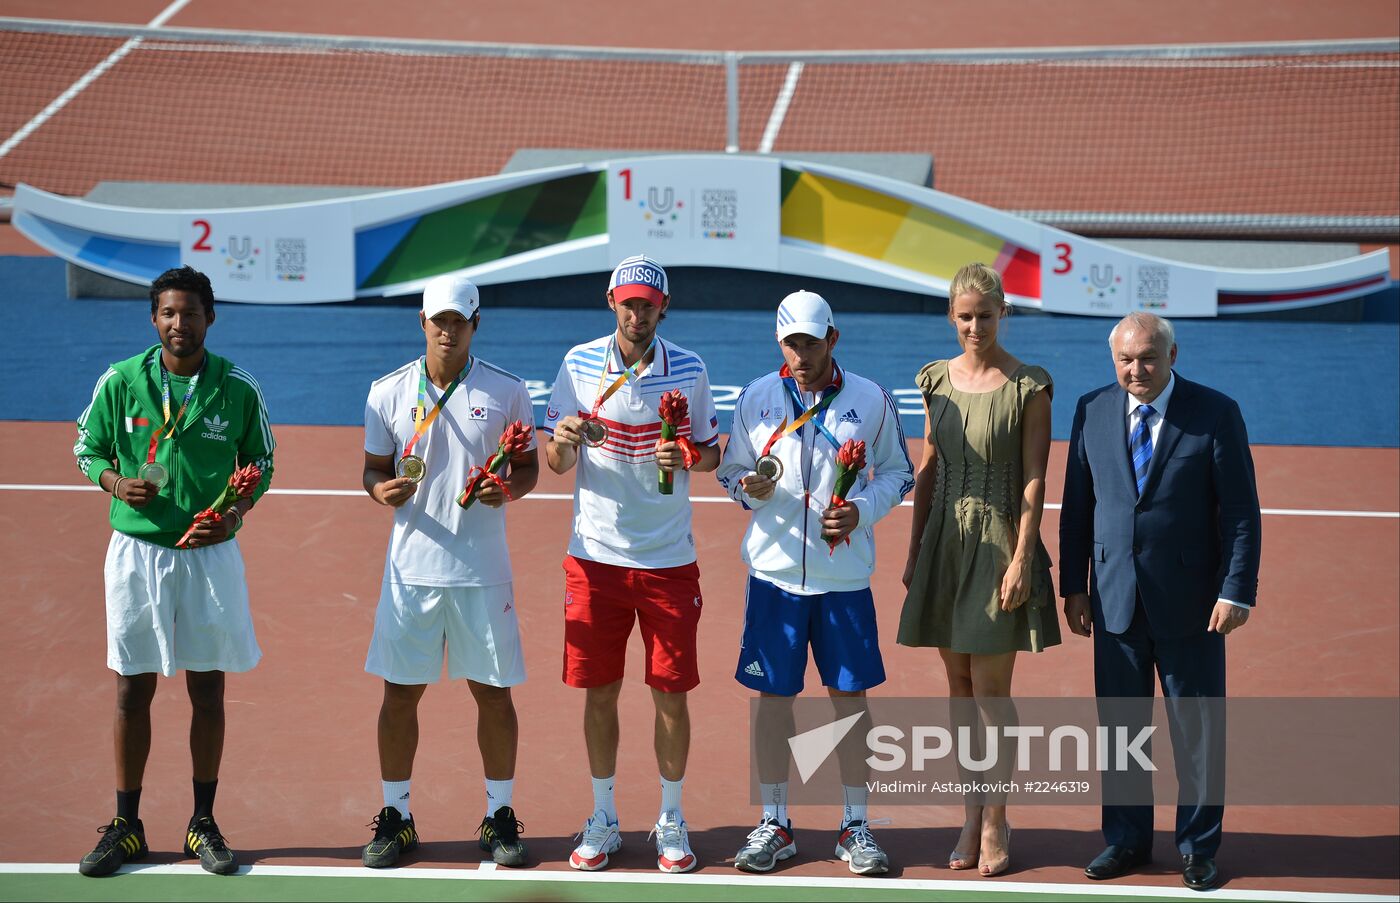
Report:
650,810,697,873
569,810,621,871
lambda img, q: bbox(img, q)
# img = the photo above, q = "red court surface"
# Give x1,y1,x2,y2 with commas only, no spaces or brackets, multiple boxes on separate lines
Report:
1,421,1396,896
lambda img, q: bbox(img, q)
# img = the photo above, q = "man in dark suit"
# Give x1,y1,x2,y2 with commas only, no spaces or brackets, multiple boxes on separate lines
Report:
1059,312,1261,892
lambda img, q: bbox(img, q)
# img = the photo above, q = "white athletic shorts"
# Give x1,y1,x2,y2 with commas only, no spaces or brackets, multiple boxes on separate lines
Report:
364,582,526,687
104,531,261,677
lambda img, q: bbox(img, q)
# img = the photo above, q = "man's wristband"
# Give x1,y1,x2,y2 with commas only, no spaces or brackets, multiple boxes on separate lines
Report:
225,507,244,531
111,476,128,498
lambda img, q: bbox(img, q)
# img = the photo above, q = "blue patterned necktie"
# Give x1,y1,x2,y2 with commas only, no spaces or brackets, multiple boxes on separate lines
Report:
1130,404,1155,496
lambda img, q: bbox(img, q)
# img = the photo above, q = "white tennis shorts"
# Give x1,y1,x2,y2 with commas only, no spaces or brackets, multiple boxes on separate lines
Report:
364,582,526,687
104,531,261,677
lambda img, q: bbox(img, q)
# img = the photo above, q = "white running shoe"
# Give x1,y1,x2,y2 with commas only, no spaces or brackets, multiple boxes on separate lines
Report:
650,810,697,873
569,810,622,871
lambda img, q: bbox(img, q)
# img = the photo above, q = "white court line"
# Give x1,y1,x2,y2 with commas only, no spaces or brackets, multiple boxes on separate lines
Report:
0,862,1394,902
2,483,1396,519
757,61,804,154
0,0,193,159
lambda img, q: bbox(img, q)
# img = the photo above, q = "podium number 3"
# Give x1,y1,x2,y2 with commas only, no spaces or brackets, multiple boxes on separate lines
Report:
1053,242,1073,274
192,219,212,252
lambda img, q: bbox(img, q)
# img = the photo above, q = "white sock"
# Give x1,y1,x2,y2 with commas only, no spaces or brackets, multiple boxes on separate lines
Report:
841,784,868,826
592,775,618,824
659,775,685,822
383,779,411,820
485,778,514,819
760,781,789,825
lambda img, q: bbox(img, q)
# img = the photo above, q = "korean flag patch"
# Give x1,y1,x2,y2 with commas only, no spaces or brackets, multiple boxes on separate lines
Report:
469,405,488,421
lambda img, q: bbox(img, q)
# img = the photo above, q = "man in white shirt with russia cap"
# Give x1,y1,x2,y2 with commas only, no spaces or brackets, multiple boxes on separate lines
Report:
360,273,540,870
543,254,721,874
718,290,914,875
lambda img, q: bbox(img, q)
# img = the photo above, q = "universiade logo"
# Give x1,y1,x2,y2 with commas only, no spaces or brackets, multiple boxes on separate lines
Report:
787,713,1156,784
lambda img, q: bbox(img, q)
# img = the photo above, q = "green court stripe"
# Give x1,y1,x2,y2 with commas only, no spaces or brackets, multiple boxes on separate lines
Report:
3,865,1395,903
0,872,1189,902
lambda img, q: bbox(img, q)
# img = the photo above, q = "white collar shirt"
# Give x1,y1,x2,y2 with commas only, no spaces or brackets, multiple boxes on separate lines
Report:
1125,371,1176,449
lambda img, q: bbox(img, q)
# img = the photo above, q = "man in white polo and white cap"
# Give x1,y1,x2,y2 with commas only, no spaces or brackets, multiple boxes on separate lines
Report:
543,254,720,874
359,273,540,869
717,290,914,875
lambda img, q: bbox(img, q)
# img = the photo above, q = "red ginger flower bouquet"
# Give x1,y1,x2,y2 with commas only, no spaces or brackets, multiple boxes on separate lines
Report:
458,420,532,510
828,439,866,551
657,389,700,495
176,462,261,548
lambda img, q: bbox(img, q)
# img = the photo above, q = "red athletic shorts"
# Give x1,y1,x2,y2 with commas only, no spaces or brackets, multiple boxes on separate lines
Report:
562,555,702,693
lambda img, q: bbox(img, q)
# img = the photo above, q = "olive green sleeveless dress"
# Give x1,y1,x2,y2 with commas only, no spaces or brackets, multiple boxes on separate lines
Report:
897,360,1061,654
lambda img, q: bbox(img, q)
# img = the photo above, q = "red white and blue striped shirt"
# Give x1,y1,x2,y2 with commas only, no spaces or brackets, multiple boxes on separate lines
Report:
544,333,719,569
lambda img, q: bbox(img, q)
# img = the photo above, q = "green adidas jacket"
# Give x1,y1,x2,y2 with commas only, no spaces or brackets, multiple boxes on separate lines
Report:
74,345,276,549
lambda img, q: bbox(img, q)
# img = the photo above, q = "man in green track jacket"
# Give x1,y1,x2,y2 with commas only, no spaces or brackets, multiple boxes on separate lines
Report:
72,266,275,879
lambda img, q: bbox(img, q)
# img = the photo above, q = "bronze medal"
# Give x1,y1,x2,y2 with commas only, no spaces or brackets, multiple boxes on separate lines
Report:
755,454,784,481
581,418,609,448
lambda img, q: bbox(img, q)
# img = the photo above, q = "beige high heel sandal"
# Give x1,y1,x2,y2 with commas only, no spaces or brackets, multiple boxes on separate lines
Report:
979,823,1012,877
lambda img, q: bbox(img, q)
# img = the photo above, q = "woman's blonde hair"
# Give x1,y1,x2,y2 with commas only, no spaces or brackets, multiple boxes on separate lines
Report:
948,262,1010,315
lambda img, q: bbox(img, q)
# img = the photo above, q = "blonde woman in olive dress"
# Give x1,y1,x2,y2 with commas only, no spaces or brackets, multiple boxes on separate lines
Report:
898,262,1060,877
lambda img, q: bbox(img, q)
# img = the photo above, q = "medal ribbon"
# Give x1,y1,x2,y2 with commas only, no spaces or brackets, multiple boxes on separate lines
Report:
402,357,471,461
147,356,202,465
587,335,657,420
760,369,844,456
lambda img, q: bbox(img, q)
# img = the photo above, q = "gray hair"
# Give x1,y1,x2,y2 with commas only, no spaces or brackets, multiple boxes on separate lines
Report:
1109,312,1175,351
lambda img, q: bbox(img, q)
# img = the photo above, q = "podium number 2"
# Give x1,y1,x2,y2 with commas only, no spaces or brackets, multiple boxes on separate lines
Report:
1053,242,1073,274
191,219,212,252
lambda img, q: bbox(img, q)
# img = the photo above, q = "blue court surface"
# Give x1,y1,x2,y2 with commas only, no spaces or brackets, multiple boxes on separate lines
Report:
4,257,1396,447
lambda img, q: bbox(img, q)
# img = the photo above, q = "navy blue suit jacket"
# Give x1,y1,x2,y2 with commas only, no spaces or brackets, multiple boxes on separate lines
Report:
1059,374,1262,639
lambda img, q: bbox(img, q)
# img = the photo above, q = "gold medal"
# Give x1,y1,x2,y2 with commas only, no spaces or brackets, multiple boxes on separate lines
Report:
755,454,784,481
138,461,169,490
397,454,426,483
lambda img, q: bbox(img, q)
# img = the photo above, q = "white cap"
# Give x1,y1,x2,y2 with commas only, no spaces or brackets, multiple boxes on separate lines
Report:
422,273,480,319
775,290,834,339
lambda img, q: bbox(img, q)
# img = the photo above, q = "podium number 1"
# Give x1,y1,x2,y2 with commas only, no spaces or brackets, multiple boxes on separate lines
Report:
617,168,632,201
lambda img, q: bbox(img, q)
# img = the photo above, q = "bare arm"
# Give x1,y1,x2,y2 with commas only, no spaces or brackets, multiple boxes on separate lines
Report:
902,402,938,589
545,416,583,475
691,440,721,473
999,388,1052,611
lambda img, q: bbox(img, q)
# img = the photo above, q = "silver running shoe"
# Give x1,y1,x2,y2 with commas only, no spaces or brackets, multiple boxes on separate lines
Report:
835,819,890,875
734,816,796,873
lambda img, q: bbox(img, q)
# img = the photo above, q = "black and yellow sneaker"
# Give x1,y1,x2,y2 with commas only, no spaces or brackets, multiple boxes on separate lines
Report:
362,807,419,869
79,817,148,877
184,815,238,875
477,805,528,867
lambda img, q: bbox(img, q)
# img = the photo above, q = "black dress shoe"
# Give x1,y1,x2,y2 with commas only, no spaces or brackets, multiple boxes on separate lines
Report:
1182,854,1219,891
1085,844,1151,880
